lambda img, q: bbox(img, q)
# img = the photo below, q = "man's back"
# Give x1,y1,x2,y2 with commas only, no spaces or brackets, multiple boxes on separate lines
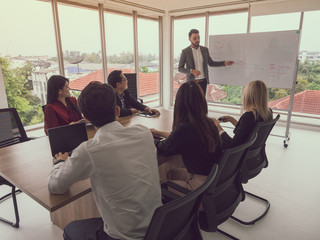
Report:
49,121,162,240
86,122,161,239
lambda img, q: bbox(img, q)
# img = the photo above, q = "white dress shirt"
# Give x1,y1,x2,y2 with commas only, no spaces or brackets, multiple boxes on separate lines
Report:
191,46,205,80
48,121,162,240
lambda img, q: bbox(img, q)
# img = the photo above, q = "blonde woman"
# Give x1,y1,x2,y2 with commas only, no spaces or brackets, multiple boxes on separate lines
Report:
213,80,273,149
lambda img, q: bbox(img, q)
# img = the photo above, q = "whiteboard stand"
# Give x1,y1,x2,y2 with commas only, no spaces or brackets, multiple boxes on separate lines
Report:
282,59,299,148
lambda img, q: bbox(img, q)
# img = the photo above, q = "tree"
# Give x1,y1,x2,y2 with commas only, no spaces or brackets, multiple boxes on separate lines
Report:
139,65,149,73
0,57,43,126
220,85,242,104
295,77,308,93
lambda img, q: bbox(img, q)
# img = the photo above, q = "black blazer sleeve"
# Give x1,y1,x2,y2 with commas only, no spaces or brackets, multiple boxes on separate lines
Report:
203,47,226,67
154,124,186,156
221,112,256,149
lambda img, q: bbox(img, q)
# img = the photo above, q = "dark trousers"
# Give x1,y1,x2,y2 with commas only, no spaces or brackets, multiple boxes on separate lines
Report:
63,218,120,240
197,80,207,96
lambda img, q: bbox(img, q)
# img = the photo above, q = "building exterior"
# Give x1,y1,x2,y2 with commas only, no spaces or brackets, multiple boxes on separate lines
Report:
299,51,320,63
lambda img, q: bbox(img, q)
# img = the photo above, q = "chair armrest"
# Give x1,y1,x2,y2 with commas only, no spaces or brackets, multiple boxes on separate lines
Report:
161,187,181,204
161,181,191,195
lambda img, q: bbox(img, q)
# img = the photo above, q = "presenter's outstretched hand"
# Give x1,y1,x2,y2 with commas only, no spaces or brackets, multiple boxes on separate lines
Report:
224,60,235,66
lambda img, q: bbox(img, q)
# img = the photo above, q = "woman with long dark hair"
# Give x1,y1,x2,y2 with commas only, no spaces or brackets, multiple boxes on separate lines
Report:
151,81,221,190
44,75,82,135
213,80,273,149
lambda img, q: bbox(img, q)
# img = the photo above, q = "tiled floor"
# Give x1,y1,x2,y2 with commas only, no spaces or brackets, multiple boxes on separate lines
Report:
1,125,320,240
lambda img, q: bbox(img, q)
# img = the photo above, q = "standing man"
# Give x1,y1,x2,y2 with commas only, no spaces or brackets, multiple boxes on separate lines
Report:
178,29,234,94
48,81,162,240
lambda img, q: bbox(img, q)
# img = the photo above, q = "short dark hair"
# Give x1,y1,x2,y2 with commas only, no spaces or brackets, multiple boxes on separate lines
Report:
188,29,199,38
107,70,123,88
47,75,69,104
78,81,116,127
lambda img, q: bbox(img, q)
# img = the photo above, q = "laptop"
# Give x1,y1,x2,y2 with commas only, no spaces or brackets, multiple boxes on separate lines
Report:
48,122,88,157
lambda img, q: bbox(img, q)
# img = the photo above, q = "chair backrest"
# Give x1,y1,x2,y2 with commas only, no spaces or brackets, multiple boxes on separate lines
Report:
0,108,29,148
199,133,257,232
240,114,280,183
42,105,46,114
124,73,138,100
144,164,219,240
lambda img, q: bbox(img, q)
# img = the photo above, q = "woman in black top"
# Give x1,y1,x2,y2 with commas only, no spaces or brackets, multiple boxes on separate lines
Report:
151,81,221,190
213,80,273,149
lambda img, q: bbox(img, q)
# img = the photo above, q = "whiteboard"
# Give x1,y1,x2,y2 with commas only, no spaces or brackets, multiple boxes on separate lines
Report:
208,30,300,89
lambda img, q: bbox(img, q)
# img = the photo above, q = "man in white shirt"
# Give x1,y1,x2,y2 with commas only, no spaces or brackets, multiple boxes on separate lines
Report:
178,29,234,94
48,81,162,240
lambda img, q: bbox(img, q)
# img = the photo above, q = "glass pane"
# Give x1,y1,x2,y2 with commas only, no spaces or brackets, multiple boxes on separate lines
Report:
209,12,248,35
173,17,205,99
0,0,57,126
58,3,102,90
251,12,300,33
138,18,160,106
208,12,248,105
105,12,134,70
292,11,320,116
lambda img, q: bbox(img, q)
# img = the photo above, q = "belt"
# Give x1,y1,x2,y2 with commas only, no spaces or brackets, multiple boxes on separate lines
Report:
195,78,206,83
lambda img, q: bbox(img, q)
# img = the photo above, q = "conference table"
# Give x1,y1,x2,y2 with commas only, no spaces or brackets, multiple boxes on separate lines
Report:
0,109,184,229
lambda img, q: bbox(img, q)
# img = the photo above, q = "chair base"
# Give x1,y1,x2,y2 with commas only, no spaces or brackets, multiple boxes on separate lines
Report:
0,188,21,228
217,228,239,240
231,190,270,225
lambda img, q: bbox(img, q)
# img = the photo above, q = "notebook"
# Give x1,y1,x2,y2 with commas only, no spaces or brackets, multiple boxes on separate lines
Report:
48,122,88,157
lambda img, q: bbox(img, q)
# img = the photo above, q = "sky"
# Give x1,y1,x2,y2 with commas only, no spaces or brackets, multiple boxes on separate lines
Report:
0,0,319,58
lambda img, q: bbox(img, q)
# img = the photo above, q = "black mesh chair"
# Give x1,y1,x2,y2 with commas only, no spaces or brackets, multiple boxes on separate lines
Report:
199,133,257,240
144,164,218,240
231,114,280,225
162,134,257,240
0,107,32,228
41,105,46,114
124,73,143,103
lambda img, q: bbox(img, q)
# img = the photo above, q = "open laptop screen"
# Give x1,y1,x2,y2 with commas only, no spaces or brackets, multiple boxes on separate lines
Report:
48,122,88,157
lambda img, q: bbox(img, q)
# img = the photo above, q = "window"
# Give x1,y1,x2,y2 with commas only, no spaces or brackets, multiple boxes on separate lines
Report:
251,12,302,113
173,17,205,99
0,0,57,126
137,17,160,106
293,11,320,116
105,12,134,72
208,12,248,105
58,3,102,88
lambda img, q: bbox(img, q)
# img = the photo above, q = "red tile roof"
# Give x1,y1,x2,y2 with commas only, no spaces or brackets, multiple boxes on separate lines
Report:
69,68,159,97
268,90,320,115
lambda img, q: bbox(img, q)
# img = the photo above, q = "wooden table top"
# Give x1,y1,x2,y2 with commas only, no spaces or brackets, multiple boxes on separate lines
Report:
0,109,172,212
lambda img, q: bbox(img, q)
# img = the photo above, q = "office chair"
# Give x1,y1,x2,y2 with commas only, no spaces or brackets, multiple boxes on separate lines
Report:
41,105,46,114
162,134,257,240
0,107,32,228
145,164,218,240
124,73,143,103
231,114,280,225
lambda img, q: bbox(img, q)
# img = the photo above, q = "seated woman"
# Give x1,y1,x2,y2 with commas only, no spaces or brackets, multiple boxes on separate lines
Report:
213,80,273,149
44,75,82,135
151,81,221,191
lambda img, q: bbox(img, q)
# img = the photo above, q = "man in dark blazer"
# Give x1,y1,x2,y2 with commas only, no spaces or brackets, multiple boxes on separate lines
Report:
178,29,234,94
108,70,160,117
